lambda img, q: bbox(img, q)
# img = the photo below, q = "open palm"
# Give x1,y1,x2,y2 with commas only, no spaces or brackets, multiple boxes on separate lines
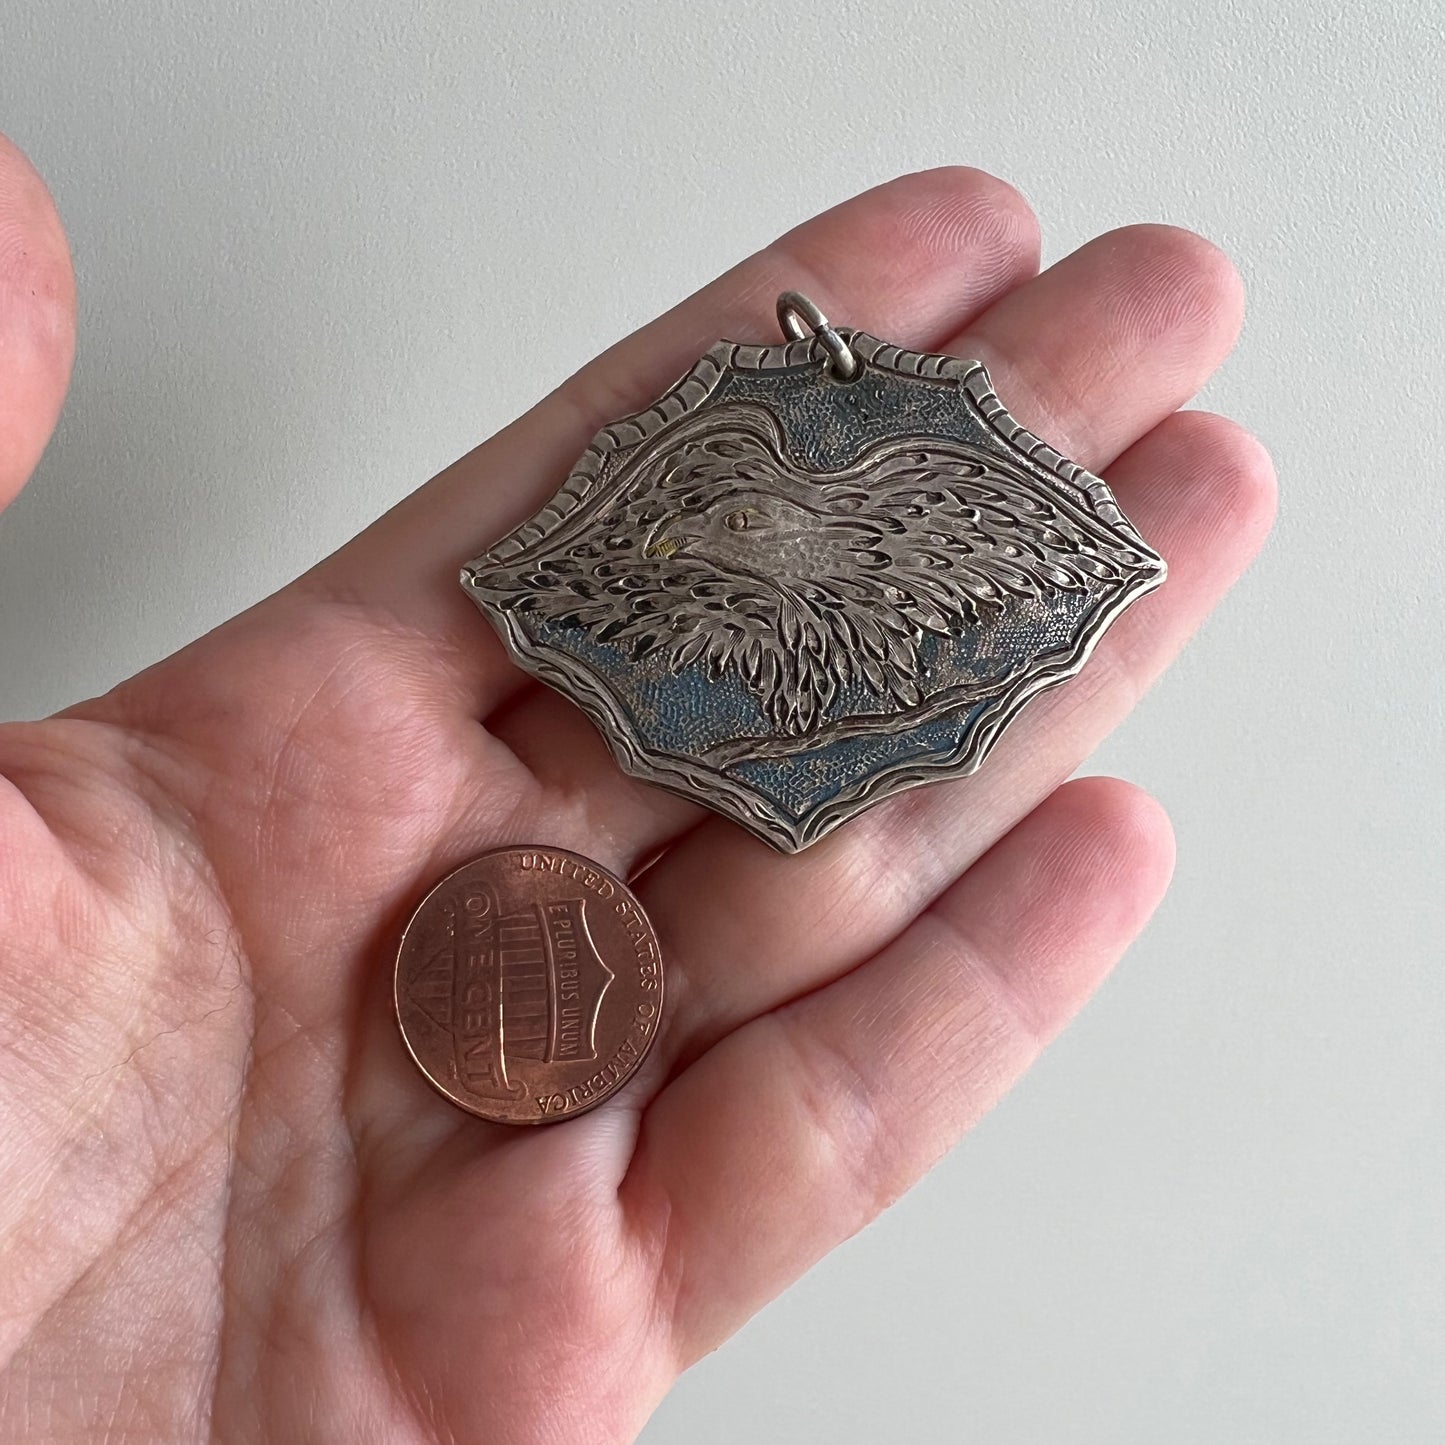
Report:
0,139,1273,1443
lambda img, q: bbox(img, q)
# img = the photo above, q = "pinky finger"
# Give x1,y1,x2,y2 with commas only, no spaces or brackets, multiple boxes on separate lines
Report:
623,775,1175,1367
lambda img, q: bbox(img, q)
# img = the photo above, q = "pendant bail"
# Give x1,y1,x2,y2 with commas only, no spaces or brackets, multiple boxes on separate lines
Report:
775,290,859,380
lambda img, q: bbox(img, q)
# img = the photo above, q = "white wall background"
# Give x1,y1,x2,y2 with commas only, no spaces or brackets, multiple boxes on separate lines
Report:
2,2,1441,1440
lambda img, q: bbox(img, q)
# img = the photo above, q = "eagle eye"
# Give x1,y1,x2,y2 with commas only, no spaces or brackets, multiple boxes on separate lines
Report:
724,509,750,532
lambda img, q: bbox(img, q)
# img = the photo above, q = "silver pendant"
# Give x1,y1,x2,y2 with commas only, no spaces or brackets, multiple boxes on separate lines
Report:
463,293,1164,852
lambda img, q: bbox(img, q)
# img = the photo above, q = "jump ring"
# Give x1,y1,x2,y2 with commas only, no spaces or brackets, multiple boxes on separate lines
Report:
775,290,859,380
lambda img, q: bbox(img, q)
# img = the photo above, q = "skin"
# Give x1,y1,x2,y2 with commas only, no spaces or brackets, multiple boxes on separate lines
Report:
0,134,1275,1443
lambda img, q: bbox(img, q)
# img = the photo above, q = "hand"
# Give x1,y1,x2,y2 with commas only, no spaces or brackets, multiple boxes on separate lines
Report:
0,138,1273,1444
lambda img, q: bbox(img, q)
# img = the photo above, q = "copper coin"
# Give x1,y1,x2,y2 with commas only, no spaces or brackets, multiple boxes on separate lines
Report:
393,845,664,1125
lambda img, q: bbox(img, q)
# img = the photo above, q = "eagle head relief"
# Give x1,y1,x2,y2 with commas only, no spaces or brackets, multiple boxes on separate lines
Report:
483,402,1152,739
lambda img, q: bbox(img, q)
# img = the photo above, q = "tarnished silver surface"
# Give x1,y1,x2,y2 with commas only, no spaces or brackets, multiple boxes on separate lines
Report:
462,295,1165,852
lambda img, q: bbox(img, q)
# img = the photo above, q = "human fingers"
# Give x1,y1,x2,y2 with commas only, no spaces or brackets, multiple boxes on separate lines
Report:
0,133,75,515
622,776,1174,1363
627,241,1269,1087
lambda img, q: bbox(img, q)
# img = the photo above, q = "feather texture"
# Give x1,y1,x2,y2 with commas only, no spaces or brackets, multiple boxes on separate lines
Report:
479,403,1150,737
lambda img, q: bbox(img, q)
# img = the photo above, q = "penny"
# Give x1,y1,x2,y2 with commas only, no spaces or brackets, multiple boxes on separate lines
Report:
393,845,664,1125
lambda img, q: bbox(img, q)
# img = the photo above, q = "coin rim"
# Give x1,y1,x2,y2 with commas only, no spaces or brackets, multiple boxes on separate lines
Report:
392,844,665,1125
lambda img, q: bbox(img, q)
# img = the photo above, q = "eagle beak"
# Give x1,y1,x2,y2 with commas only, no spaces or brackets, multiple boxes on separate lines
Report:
644,512,694,559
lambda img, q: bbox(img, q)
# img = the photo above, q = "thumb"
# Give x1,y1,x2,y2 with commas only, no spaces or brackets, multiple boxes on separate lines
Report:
0,132,75,515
